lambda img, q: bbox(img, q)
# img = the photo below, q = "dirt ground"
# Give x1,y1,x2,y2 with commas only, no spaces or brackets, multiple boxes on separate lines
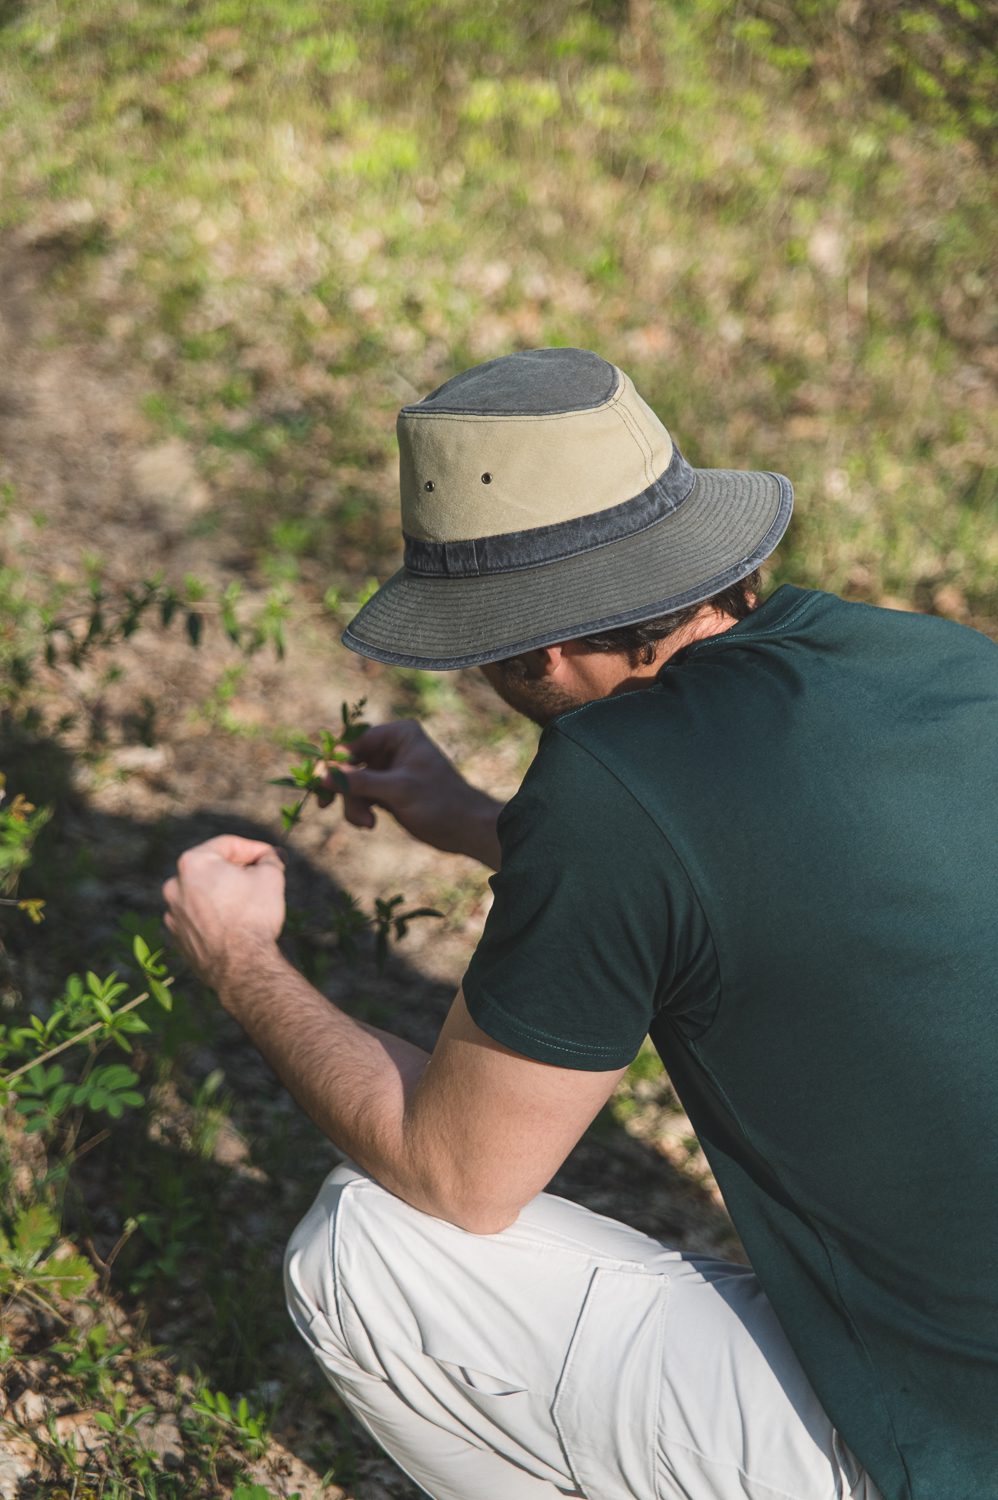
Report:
0,239,740,1496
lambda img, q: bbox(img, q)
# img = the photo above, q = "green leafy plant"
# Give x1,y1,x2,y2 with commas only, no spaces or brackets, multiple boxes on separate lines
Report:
272,696,370,834
325,890,443,972
0,1203,95,1312
371,894,443,972
93,1389,157,1440
126,1199,204,1295
232,1485,301,1500
13,1061,145,1134
0,938,176,1144
274,698,444,963
190,1386,270,1459
51,1321,129,1402
0,773,50,923
2,938,173,1068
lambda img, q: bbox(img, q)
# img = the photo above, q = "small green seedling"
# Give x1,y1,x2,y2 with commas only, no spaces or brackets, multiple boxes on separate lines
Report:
191,1386,270,1458
271,696,370,833
331,891,443,971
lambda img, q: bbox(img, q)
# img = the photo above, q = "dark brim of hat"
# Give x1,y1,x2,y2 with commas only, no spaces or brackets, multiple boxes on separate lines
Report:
341,466,793,671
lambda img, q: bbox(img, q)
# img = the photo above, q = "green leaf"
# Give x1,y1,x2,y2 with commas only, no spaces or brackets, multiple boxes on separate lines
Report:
13,1203,57,1259
96,1064,139,1088
185,611,203,647
133,934,151,966
42,1251,95,1297
93,1411,116,1433
149,978,172,1012
118,1014,150,1034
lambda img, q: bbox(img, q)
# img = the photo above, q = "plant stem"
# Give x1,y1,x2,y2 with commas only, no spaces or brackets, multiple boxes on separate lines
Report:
1,985,171,1086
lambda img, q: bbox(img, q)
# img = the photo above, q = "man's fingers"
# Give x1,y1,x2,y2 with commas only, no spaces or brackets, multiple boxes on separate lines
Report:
178,834,278,869
343,795,376,830
337,719,421,768
330,765,392,802
162,876,179,907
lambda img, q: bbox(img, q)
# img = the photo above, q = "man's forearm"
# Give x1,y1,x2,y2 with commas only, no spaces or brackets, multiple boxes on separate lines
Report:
220,940,437,1204
461,790,504,870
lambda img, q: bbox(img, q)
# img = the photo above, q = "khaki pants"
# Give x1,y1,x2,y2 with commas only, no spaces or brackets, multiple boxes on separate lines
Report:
284,1163,879,1500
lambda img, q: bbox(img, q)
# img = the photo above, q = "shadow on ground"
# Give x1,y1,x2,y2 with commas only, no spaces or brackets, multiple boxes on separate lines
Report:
2,723,738,1496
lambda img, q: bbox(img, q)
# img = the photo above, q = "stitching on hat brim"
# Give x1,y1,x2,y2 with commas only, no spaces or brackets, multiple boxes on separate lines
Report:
343,472,793,671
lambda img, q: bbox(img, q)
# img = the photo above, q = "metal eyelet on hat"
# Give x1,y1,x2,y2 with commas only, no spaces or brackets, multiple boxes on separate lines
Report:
424,481,435,492
481,472,492,484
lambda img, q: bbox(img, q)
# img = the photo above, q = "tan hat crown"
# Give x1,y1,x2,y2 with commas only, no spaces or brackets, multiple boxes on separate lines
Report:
397,348,675,546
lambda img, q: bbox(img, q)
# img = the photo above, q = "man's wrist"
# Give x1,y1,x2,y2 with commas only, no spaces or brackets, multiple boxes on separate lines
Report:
212,934,285,1008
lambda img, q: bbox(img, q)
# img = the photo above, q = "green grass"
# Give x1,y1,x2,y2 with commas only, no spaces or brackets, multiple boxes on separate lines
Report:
1,0,994,621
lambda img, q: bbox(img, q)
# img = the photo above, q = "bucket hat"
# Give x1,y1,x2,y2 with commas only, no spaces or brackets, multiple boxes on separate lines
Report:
342,347,793,671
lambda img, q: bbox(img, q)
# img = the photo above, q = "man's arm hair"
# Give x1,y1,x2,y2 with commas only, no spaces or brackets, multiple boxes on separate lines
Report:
220,946,625,1233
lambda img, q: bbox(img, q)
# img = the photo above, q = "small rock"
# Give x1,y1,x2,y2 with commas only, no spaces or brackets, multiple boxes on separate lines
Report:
52,1410,104,1455
112,743,170,774
130,439,210,516
0,1438,35,1500
133,1410,185,1468
10,1389,46,1425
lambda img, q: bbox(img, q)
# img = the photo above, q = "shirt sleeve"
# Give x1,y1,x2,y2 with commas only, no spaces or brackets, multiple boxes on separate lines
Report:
461,724,712,1070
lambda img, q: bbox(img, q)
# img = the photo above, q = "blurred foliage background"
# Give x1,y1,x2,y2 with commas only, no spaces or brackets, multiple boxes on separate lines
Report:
2,0,996,621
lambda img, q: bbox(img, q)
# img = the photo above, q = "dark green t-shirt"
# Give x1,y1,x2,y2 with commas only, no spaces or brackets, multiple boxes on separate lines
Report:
462,585,998,1500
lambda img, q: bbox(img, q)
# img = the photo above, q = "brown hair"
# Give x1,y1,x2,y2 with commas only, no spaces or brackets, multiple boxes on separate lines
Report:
496,570,761,677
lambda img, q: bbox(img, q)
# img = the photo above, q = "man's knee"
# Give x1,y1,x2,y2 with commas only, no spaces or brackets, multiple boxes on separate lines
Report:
284,1160,370,1356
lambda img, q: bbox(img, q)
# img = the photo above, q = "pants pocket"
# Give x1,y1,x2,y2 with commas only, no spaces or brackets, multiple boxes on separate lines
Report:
552,1264,669,1500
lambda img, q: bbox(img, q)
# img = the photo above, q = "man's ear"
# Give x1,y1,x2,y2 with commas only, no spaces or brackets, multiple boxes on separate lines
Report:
531,643,568,679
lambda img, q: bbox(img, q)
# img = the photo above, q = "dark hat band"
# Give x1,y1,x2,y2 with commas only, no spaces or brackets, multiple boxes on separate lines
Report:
402,445,696,579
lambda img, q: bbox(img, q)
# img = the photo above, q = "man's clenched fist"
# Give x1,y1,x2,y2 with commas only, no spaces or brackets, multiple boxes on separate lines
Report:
162,834,286,993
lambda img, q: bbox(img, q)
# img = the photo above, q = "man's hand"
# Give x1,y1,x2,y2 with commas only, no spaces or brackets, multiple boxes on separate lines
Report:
162,835,285,993
318,719,504,869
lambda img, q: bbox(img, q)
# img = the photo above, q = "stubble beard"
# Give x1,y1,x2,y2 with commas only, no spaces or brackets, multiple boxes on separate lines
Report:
482,666,589,728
